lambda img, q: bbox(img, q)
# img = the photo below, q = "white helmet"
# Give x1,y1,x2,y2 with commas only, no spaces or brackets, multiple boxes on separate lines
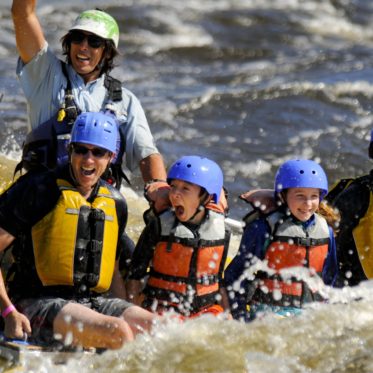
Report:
70,9,119,48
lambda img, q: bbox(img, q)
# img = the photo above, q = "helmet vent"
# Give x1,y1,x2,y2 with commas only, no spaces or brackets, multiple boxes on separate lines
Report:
166,156,223,203
70,112,118,153
274,159,328,198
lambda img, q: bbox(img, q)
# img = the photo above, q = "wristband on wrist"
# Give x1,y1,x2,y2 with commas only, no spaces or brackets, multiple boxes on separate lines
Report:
2,304,16,318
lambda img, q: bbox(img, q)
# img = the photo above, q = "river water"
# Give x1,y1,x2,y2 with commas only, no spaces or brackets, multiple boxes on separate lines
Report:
1,0,373,371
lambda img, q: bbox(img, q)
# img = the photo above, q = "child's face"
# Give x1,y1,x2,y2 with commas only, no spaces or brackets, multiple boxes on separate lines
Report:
169,179,203,222
285,187,320,222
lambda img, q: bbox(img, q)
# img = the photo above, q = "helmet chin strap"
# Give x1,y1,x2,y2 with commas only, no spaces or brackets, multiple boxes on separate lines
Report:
187,204,205,223
279,191,287,204
187,193,211,223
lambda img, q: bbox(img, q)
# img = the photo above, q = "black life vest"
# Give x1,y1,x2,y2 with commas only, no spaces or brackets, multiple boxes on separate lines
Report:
326,172,373,285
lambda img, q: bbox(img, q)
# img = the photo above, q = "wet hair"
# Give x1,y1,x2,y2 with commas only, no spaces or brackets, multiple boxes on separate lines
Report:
60,32,119,76
317,200,340,236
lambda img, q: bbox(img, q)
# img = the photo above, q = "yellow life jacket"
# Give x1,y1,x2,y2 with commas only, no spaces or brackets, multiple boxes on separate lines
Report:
31,179,119,292
353,192,373,278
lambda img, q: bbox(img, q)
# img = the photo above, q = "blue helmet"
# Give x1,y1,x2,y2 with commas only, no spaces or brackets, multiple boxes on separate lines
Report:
70,112,118,153
167,156,223,203
274,159,328,199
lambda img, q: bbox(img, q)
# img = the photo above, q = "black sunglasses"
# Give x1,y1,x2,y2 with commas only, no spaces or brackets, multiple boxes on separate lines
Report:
69,30,105,49
72,144,109,158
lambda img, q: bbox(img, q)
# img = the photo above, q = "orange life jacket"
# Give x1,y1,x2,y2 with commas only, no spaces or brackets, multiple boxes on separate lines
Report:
144,208,230,316
253,212,330,308
173,305,225,322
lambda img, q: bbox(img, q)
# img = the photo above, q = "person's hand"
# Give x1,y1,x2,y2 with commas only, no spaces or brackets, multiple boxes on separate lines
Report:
240,189,277,214
144,180,171,213
4,310,31,340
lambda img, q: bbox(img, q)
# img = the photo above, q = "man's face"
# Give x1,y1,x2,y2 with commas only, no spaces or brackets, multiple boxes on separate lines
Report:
70,143,112,196
69,30,105,82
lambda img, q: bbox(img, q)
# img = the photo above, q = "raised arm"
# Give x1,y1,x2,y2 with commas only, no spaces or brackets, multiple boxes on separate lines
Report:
11,0,46,64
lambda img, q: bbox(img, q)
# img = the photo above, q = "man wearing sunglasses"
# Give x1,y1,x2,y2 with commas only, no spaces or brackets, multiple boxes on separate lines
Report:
0,111,158,349
11,0,170,213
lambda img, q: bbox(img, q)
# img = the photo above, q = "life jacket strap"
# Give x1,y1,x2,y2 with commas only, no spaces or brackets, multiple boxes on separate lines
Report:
104,75,123,102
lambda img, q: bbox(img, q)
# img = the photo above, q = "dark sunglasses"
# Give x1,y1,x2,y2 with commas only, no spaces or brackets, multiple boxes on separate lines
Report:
72,144,109,158
69,30,105,49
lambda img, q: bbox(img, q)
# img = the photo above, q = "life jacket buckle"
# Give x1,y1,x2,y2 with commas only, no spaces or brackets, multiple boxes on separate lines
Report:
90,240,102,253
86,273,99,286
57,109,66,122
90,209,105,222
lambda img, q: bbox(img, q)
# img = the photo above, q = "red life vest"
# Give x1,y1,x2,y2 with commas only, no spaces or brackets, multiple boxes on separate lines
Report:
253,212,330,308
144,208,230,316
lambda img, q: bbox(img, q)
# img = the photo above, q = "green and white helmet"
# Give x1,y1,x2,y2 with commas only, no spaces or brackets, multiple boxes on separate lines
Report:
70,9,119,48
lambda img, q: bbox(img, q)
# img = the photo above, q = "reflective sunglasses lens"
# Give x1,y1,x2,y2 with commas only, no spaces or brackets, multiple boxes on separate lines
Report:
73,145,108,158
87,35,105,48
73,145,89,155
70,31,105,48
91,148,108,157
70,31,86,44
